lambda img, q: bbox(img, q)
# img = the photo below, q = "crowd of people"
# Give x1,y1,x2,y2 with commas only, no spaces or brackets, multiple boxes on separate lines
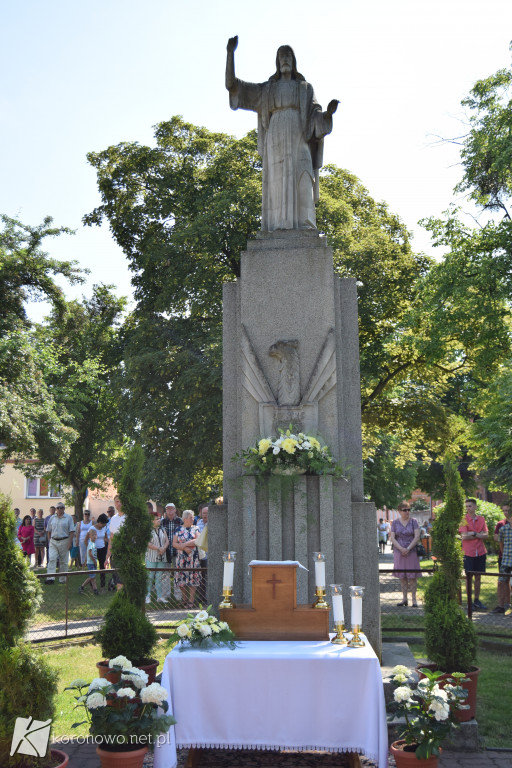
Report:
378,498,512,613
12,499,210,609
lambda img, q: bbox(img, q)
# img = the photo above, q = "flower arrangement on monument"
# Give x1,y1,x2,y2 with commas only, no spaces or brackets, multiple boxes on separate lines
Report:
239,427,344,477
387,664,468,761
66,656,175,751
167,607,237,651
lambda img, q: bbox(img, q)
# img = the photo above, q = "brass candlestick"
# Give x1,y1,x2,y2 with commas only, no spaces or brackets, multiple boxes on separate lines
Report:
219,587,235,609
348,623,365,647
313,586,329,609
331,621,348,645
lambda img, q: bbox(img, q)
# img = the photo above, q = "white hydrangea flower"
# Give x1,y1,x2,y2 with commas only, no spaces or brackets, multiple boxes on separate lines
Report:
391,664,409,676
432,685,448,701
430,700,450,720
196,610,209,622
116,687,136,699
87,692,107,709
88,678,110,693
392,673,408,684
140,683,168,706
69,678,89,689
121,673,147,689
109,655,132,670
199,624,213,637
394,686,413,703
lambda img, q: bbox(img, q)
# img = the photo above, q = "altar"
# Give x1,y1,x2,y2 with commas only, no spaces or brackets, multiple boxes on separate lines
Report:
153,636,388,768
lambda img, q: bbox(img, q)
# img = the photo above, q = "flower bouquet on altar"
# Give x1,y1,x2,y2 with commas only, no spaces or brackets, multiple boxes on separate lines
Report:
66,658,175,752
387,665,468,762
239,427,344,477
168,607,237,651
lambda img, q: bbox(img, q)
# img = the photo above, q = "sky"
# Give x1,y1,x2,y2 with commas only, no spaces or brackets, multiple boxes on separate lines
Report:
2,0,512,320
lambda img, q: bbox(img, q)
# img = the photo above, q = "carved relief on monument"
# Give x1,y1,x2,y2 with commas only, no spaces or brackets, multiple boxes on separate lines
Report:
241,325,337,437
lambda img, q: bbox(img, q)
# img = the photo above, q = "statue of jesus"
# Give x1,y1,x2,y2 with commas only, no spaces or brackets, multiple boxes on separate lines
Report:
226,36,338,232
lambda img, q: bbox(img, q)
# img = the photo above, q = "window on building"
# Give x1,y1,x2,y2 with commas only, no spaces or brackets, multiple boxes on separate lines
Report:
26,478,61,498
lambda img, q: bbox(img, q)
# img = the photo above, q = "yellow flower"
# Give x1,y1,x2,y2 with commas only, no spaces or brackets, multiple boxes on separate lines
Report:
258,438,272,455
309,437,320,451
281,438,297,454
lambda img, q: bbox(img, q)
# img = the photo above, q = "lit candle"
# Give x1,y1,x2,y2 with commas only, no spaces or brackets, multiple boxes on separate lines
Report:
330,585,344,623
223,552,234,588
313,552,325,588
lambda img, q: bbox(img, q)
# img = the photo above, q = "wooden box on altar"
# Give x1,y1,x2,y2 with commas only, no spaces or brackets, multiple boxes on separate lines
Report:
220,563,329,640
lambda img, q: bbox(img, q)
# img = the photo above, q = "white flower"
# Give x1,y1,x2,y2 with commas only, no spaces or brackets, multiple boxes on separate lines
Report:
302,441,311,449
196,610,209,622
87,692,107,709
69,678,89,689
121,669,148,689
430,701,450,721
199,624,212,637
109,655,132,670
218,621,229,630
391,665,409,676
394,686,413,703
116,687,136,699
88,678,110,693
273,446,280,455
140,683,168,706
211,624,221,633
392,673,408,684
177,623,191,638
432,685,448,701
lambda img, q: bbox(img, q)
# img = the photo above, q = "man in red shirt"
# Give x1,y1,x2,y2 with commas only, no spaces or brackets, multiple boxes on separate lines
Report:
458,498,489,611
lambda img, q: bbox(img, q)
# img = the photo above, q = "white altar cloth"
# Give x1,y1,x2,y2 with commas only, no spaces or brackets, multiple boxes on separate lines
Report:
153,636,388,768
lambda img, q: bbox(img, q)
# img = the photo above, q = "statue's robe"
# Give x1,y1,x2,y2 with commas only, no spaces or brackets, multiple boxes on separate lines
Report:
229,77,333,231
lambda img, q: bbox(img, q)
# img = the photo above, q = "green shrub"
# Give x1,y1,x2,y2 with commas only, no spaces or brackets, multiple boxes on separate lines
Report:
424,457,477,673
96,592,157,664
0,644,58,767
0,493,42,647
0,494,58,767
113,445,153,609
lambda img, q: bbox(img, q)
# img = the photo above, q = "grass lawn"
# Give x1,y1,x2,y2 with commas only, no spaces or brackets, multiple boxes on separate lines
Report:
409,641,512,749
43,637,175,737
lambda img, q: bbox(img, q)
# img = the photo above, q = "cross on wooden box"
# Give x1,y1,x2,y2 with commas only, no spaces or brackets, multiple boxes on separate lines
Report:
219,562,329,640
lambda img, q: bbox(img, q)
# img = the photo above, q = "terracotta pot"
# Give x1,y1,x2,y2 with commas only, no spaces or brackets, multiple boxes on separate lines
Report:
96,745,148,768
416,664,480,721
97,658,159,684
51,748,69,768
390,740,439,768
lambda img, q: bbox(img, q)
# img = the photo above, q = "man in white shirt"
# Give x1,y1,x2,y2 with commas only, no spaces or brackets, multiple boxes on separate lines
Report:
45,502,75,584
105,495,125,590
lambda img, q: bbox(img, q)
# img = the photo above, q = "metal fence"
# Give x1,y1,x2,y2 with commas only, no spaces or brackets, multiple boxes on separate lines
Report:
29,567,207,643
380,568,512,640
28,565,512,643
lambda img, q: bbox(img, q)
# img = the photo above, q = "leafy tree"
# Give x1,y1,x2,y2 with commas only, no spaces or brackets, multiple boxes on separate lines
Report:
18,285,127,517
0,215,82,460
470,363,512,492
363,433,417,508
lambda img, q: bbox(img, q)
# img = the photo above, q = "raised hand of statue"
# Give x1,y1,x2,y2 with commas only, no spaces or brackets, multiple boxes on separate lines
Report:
326,99,340,117
227,35,238,53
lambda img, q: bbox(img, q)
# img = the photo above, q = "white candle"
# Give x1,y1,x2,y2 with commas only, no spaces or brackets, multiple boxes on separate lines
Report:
223,560,234,588
351,595,362,626
314,558,325,588
332,593,344,623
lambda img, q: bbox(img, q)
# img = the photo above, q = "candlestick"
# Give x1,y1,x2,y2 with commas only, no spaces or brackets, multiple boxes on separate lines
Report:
330,585,347,644
348,586,365,647
219,552,236,609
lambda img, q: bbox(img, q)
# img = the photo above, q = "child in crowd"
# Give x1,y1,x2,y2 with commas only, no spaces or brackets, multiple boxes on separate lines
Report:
78,528,99,595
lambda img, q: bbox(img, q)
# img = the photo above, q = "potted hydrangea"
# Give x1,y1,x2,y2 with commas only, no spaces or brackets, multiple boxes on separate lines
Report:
387,665,468,767
66,658,175,768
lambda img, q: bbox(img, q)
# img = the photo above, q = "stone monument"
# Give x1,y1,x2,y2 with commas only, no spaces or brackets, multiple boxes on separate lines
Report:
208,37,381,657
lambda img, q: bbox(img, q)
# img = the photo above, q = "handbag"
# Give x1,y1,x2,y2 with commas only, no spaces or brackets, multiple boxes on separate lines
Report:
416,542,426,557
